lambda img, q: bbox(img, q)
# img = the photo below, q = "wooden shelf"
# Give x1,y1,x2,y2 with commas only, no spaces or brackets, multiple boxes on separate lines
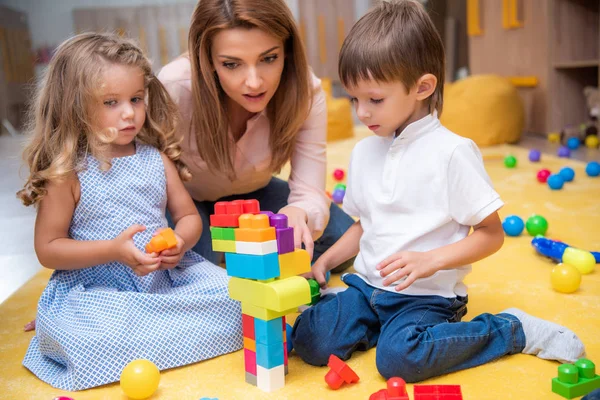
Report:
554,60,600,69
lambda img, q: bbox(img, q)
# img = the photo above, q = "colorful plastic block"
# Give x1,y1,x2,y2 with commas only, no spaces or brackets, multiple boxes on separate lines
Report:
413,384,463,399
245,371,257,386
210,226,235,241
244,348,257,376
228,276,311,312
278,249,311,279
145,228,177,253
255,317,284,345
242,314,255,339
552,359,600,399
268,213,295,254
235,228,276,242
243,337,256,352
241,302,297,321
236,240,278,255
307,278,321,306
225,252,280,280
211,239,236,253
370,377,409,400
325,354,360,389
210,201,242,227
257,365,285,392
256,342,285,369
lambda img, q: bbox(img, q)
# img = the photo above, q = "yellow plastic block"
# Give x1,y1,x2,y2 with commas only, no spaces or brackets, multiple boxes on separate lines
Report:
239,213,270,229
278,249,311,279
212,239,236,253
244,337,256,352
235,227,276,242
241,302,297,321
229,276,310,312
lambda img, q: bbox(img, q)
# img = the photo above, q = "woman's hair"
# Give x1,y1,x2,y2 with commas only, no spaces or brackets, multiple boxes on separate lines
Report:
188,0,312,177
18,32,190,206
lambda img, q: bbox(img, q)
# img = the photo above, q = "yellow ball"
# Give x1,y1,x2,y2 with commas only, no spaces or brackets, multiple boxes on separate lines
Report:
563,247,596,274
551,263,581,294
585,135,599,149
120,359,160,399
548,132,561,143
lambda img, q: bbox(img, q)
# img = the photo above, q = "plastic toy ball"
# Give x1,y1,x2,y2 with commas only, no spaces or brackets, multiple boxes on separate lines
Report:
586,161,600,177
332,188,345,204
585,135,599,149
334,183,347,191
286,323,294,355
563,247,596,275
528,149,541,162
536,169,551,183
120,359,160,400
504,155,517,168
557,146,571,158
566,137,580,150
526,215,548,236
547,174,564,190
332,168,345,181
502,215,525,236
551,263,581,293
558,167,575,182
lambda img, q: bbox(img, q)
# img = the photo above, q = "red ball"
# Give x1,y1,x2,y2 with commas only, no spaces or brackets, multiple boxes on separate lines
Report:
333,168,345,181
537,169,551,183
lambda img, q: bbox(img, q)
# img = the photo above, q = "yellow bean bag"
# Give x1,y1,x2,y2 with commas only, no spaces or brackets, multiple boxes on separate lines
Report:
322,78,354,142
440,75,524,146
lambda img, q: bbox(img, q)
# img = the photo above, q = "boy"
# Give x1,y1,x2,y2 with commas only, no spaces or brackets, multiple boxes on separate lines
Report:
292,0,585,382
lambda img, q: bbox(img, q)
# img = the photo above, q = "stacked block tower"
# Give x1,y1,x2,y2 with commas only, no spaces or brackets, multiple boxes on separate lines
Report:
209,199,314,392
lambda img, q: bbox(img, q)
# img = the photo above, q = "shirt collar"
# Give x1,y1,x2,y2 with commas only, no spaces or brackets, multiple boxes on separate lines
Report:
390,111,440,148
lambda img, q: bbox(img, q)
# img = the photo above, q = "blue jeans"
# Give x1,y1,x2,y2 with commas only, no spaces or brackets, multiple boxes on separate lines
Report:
292,274,526,382
182,177,355,272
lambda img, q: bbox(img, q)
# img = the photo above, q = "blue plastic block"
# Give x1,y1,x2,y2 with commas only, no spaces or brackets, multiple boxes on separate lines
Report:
255,317,284,345
256,342,285,369
225,252,280,280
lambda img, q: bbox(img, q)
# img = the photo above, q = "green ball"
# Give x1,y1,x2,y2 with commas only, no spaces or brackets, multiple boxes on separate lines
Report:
334,183,347,191
504,155,517,168
526,215,548,236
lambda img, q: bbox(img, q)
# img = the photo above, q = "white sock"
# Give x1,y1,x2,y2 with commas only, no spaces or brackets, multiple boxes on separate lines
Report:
502,308,586,363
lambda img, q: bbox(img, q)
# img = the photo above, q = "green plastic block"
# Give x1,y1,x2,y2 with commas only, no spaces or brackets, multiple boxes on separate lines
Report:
306,279,321,306
222,227,236,240
210,226,223,240
552,359,600,399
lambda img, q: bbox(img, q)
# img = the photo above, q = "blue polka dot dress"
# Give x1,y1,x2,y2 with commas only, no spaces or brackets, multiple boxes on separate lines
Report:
23,143,242,391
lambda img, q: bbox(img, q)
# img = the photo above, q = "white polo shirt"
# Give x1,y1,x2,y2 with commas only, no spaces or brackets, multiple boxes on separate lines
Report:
343,112,503,297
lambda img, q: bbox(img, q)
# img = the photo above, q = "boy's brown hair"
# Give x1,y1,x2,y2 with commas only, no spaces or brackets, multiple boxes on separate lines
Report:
339,0,445,115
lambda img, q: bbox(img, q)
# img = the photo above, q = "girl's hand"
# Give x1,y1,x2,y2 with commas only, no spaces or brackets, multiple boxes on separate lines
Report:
278,206,314,259
154,229,185,270
376,251,440,291
114,224,161,276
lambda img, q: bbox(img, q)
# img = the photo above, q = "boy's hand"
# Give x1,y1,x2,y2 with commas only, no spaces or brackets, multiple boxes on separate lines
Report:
303,258,330,289
114,224,161,276
279,206,314,259
377,251,439,291
154,229,185,270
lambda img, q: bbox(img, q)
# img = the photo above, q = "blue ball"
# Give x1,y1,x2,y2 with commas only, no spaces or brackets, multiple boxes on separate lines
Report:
286,323,294,354
559,167,575,182
547,174,564,190
586,161,600,177
528,149,541,162
567,137,580,150
502,215,524,236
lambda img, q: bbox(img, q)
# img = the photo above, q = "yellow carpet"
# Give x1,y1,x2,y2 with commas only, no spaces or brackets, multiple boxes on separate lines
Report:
1,128,599,400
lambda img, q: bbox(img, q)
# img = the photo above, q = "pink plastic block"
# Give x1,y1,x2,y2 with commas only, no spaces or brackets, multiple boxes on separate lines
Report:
244,348,257,376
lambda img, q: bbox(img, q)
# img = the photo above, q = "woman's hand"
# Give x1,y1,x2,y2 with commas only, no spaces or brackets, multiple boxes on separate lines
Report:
278,205,314,259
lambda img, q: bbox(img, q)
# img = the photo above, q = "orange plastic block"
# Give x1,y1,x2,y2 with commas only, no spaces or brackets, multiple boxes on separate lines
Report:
325,354,360,390
244,337,256,352
235,214,276,242
145,228,177,253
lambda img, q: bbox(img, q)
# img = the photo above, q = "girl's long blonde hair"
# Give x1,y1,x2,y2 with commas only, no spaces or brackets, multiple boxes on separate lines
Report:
188,0,312,177
18,32,190,206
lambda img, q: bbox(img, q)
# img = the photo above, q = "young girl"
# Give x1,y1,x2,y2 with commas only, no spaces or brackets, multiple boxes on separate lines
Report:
17,32,242,391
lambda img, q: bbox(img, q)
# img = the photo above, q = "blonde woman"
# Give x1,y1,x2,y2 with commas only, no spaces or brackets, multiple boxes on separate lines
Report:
18,33,241,391
158,0,354,271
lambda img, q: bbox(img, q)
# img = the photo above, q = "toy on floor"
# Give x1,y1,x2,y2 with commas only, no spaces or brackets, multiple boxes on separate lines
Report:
526,215,548,236
413,384,463,399
586,135,599,149
502,215,524,236
558,146,571,158
333,168,346,181
551,263,582,293
145,228,177,253
552,358,600,399
332,183,346,204
120,359,160,400
199,398,219,400
324,354,360,390
504,154,517,168
531,237,600,269
586,161,600,177
52,397,74,400
209,200,312,392
547,174,565,190
548,132,561,143
285,323,293,354
567,137,581,150
559,167,575,182
537,168,551,183
369,377,409,400
529,149,541,162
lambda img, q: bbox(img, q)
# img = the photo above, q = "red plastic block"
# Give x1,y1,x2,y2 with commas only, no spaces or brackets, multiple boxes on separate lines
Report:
244,348,257,376
210,201,242,227
325,354,360,390
242,199,260,214
414,385,463,400
242,314,255,340
370,377,409,400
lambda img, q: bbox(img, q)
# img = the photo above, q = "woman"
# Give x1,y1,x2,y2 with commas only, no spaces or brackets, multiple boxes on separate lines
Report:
158,0,354,271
